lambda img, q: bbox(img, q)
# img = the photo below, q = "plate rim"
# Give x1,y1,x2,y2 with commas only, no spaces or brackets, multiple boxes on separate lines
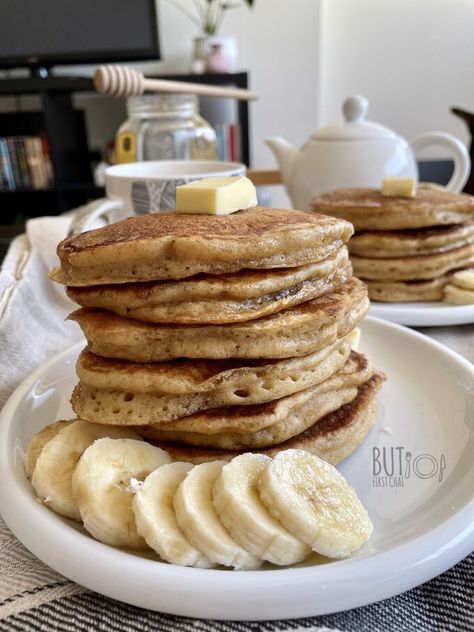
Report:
369,301,474,327
1,316,473,620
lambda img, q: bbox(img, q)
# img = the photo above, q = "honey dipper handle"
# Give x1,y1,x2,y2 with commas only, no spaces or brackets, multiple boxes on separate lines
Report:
94,65,258,101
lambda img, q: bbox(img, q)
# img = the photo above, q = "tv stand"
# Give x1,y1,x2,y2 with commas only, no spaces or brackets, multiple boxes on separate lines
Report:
0,72,251,260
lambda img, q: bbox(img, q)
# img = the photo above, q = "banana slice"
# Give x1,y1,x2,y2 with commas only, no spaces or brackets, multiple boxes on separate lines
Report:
133,462,213,568
213,453,310,565
31,420,140,520
346,327,361,351
258,449,373,558
25,420,73,479
443,283,474,305
451,269,474,290
73,437,171,549
174,461,261,569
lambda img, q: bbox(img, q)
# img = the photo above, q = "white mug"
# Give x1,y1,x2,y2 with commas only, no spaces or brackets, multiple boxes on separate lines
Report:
70,160,246,234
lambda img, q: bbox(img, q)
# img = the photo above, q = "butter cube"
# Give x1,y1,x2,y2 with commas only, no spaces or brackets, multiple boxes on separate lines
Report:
176,176,257,215
382,177,417,198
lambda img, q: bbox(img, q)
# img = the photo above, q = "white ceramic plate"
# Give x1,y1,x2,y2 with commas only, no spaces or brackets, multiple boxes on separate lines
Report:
1,317,473,621
369,301,474,327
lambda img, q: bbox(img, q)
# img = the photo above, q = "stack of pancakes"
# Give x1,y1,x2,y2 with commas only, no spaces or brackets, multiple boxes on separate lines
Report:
51,207,385,464
312,187,474,302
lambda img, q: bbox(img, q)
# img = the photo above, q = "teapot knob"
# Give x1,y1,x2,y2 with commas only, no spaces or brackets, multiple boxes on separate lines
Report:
343,95,369,123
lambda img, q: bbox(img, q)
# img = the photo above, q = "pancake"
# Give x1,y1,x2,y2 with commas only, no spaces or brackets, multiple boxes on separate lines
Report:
66,247,352,325
72,338,352,425
352,242,474,281
364,276,452,302
145,372,385,465
349,222,474,258
311,187,474,231
68,277,369,361
50,207,353,286
139,351,371,438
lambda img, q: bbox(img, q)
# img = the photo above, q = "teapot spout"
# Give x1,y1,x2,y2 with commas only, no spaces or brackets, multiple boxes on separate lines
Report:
265,137,298,190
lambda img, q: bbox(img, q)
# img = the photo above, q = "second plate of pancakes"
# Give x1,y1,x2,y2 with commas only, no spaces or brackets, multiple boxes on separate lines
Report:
312,185,474,326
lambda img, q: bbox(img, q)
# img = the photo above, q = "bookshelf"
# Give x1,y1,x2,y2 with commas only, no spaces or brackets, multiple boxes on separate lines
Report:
0,72,251,256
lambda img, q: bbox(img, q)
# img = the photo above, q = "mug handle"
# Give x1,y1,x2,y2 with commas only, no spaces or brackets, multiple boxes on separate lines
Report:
68,198,125,236
410,132,470,193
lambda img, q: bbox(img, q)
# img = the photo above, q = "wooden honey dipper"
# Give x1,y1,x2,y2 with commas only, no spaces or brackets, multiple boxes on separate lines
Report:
94,64,258,101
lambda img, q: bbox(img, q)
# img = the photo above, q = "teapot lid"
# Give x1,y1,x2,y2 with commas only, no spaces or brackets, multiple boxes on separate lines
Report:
313,95,397,141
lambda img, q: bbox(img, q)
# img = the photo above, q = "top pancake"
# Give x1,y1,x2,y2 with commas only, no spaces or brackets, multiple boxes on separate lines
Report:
311,187,474,231
50,207,353,286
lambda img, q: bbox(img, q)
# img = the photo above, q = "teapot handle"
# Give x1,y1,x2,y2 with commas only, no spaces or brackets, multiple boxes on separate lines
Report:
410,132,470,193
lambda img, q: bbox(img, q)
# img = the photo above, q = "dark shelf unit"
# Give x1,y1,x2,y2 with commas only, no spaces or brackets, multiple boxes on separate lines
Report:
0,71,251,247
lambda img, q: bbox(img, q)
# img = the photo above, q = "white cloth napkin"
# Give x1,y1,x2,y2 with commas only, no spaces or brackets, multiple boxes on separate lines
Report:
0,216,81,409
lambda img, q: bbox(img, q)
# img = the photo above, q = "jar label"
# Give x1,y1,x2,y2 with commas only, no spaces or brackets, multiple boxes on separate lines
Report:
116,131,137,163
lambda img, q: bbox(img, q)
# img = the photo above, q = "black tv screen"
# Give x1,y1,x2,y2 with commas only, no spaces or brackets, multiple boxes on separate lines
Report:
0,0,160,68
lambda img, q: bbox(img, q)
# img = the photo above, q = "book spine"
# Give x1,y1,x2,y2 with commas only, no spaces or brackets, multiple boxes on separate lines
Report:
0,147,4,191
6,138,21,190
40,135,54,187
33,137,48,189
16,138,31,189
25,137,42,190
0,138,15,191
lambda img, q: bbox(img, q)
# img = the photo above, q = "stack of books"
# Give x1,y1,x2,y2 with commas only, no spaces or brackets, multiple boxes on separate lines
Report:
0,136,54,192
215,124,242,162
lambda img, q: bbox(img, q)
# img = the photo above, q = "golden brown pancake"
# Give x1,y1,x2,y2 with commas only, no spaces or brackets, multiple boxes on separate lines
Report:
352,242,474,281
145,372,385,465
349,222,474,258
50,207,353,286
72,337,352,425
68,277,369,361
138,352,372,447
311,187,474,231
364,276,452,302
65,248,352,324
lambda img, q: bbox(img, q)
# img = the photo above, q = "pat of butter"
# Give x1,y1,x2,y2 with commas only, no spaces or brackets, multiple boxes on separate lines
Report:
176,176,257,215
382,177,417,198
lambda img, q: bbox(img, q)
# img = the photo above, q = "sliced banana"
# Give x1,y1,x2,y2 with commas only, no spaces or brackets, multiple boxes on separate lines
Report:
346,327,361,351
73,437,171,549
450,269,474,290
133,462,213,568
174,460,261,569
258,449,373,558
213,453,310,565
25,419,74,479
31,420,140,520
443,283,474,305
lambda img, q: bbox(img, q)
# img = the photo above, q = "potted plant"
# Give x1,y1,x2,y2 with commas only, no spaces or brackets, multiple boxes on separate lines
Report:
166,0,256,73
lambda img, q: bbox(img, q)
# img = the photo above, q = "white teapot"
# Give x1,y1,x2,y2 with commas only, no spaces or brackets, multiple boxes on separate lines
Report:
265,95,470,210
